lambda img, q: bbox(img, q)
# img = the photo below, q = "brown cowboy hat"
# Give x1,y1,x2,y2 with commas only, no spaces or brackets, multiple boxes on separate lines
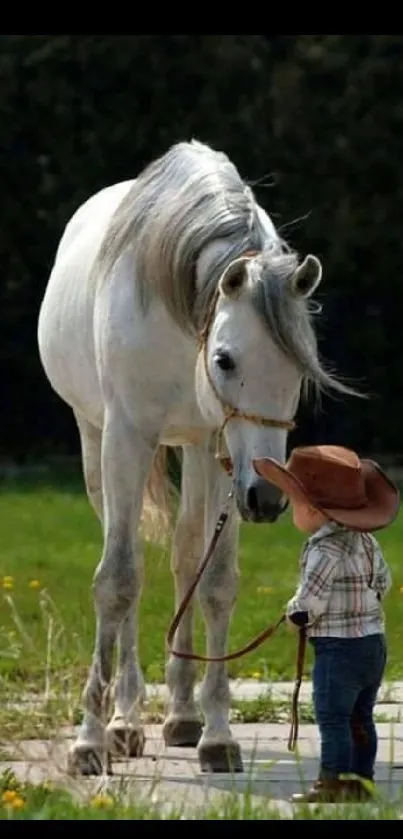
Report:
253,445,400,532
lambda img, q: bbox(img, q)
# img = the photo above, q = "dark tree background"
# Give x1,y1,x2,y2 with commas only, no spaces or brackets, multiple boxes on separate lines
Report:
1,35,402,461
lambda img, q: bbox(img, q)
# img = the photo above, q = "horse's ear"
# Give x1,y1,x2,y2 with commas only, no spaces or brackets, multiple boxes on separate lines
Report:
290,254,322,298
219,260,248,299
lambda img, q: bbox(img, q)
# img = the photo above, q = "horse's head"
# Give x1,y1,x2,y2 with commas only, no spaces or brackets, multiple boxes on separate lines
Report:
195,249,326,523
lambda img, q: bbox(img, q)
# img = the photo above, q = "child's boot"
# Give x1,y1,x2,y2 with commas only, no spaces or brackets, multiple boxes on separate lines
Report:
291,778,365,804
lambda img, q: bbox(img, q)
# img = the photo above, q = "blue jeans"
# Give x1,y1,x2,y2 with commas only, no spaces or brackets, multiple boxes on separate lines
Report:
310,634,387,781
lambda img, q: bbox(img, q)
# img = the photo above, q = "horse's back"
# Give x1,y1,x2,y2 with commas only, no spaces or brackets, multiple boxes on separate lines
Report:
54,180,135,265
38,180,136,425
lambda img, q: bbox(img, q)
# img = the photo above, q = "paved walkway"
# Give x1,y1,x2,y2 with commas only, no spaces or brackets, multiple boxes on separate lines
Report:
2,681,403,817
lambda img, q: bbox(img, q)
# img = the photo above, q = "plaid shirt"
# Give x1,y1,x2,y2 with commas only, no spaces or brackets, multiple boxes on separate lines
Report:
286,521,392,638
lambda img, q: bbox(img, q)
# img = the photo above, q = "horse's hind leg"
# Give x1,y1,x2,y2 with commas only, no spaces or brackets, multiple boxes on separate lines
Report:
74,412,104,521
67,410,153,776
162,444,205,748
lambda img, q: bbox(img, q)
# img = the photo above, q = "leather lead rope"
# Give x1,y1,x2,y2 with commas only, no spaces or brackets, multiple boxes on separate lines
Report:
287,627,307,752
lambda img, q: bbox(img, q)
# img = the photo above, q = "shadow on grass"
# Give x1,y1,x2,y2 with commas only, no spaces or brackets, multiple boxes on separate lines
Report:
0,450,182,497
0,461,85,496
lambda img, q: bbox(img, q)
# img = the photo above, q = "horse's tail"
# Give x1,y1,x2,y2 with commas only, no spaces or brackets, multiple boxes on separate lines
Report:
140,445,179,545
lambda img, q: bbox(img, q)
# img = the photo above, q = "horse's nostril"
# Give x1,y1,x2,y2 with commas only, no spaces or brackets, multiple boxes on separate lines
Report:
246,485,259,515
245,479,284,523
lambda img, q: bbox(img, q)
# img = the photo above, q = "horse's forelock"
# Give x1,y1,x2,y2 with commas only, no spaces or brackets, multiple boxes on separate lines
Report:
249,250,357,399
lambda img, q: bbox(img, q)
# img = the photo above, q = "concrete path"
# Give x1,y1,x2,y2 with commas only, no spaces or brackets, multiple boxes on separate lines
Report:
2,681,403,817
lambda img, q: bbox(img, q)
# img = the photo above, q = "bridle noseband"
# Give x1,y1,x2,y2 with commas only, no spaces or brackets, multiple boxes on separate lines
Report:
197,252,296,474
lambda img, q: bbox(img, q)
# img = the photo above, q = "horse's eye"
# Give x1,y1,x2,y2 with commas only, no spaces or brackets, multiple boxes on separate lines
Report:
214,351,235,372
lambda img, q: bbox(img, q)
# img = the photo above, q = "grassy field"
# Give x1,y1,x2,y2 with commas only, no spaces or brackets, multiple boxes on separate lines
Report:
1,464,403,820
1,463,403,694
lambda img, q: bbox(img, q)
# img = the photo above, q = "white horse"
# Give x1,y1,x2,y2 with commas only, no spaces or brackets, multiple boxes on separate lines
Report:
37,139,350,776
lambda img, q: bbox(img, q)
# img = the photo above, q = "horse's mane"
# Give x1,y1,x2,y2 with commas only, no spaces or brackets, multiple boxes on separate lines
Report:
96,140,268,330
95,139,355,399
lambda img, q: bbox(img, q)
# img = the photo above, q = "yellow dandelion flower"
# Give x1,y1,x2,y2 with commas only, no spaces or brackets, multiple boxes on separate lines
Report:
2,576,14,589
90,793,114,809
29,579,41,589
9,795,24,810
2,790,18,804
251,671,263,680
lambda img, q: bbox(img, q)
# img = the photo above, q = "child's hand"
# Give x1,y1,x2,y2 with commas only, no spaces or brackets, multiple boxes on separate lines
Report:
286,615,299,632
286,611,309,631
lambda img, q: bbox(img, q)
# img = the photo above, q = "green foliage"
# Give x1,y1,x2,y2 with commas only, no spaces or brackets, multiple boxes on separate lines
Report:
1,35,403,456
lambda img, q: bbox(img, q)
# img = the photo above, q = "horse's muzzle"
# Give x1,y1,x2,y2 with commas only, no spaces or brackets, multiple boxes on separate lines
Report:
238,477,286,524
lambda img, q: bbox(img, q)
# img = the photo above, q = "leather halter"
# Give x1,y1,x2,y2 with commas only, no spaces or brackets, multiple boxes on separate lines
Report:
197,252,296,474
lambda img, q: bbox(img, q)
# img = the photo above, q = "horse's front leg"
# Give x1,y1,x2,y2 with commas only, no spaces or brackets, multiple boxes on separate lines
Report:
163,443,206,748
106,602,147,757
67,411,155,776
197,448,242,773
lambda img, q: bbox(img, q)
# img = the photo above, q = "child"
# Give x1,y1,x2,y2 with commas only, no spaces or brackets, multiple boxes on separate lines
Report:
253,445,400,804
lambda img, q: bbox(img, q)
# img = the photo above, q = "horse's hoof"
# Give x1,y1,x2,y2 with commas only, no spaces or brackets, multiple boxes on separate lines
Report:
198,741,243,773
67,743,112,776
106,724,145,758
162,716,203,747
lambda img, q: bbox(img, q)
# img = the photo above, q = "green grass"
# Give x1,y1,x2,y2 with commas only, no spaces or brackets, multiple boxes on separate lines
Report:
0,768,402,820
1,463,403,694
